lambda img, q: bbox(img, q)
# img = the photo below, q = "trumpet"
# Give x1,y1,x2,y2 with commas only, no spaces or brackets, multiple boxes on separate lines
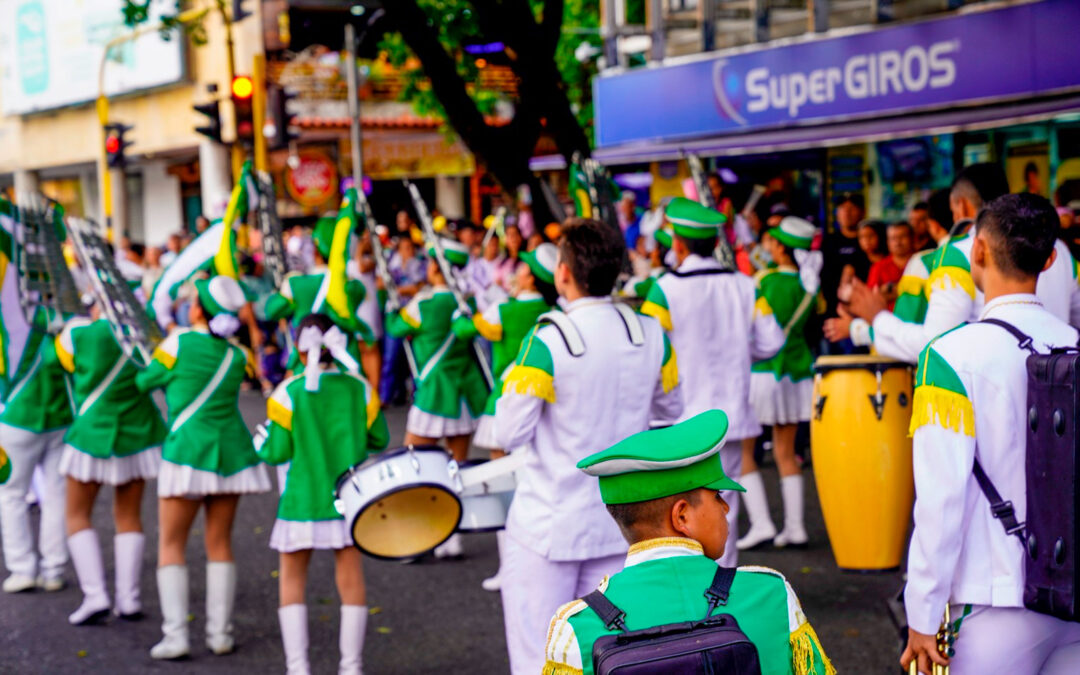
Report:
908,604,953,675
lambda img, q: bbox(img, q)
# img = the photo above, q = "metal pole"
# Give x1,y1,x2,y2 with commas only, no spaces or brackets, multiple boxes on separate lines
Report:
602,0,619,68
811,0,829,33
344,23,365,193
649,0,665,62
252,54,268,172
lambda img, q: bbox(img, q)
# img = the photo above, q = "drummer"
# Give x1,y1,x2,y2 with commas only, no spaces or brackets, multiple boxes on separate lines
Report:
494,218,682,675
256,312,389,675
739,217,822,552
641,197,784,567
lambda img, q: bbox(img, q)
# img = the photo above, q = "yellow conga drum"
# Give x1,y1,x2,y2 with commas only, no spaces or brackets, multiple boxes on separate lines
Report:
810,355,914,572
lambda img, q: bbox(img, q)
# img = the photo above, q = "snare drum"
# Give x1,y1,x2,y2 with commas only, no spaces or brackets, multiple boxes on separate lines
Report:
457,459,516,533
334,445,463,560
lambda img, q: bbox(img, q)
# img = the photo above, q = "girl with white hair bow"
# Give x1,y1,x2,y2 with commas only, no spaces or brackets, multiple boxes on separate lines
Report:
255,313,389,675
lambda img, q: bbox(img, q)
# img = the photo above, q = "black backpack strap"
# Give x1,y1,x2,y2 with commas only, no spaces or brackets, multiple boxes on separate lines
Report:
972,457,1025,540
980,318,1037,354
703,566,738,618
582,590,628,632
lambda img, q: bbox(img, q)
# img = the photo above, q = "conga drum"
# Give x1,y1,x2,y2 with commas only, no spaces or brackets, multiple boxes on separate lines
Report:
810,356,914,572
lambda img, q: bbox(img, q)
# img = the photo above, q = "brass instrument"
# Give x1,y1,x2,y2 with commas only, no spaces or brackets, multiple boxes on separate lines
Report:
11,196,84,333
66,218,162,367
908,605,953,675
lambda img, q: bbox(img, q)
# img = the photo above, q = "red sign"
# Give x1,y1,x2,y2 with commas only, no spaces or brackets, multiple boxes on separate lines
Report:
285,151,338,207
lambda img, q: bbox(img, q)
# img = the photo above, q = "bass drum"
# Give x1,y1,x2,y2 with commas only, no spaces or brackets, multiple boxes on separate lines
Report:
457,459,516,533
810,355,914,572
334,446,462,560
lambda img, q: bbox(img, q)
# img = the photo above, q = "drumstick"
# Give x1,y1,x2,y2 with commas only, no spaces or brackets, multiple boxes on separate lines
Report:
458,451,528,489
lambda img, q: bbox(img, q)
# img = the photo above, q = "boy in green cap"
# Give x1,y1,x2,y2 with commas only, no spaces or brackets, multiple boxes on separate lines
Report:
543,409,834,675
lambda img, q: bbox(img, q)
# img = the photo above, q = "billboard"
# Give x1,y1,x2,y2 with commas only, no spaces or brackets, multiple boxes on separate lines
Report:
594,0,1080,148
0,0,185,115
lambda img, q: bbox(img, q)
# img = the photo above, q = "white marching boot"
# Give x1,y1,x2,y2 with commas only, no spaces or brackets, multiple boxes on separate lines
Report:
113,532,145,620
774,474,808,548
67,529,112,625
339,605,368,675
150,565,190,659
736,471,778,551
278,604,310,675
206,561,237,655
481,530,505,591
433,533,463,559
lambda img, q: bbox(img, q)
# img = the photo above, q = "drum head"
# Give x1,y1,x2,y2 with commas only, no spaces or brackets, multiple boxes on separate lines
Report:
352,485,462,560
813,354,912,374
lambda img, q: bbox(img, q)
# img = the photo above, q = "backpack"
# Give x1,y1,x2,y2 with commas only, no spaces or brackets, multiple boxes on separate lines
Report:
973,318,1080,622
581,566,762,674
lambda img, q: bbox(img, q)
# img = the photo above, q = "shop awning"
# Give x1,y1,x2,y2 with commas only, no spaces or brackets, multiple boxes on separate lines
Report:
531,94,1080,171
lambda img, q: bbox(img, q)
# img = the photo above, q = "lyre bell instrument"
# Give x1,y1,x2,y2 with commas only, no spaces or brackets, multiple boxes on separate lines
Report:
255,171,286,289
11,197,84,333
684,151,737,271
66,218,162,368
907,604,953,675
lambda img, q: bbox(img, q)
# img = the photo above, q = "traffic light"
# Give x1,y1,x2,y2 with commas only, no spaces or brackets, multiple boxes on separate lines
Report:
231,75,254,144
266,85,299,151
193,99,222,143
104,123,133,168
232,0,251,22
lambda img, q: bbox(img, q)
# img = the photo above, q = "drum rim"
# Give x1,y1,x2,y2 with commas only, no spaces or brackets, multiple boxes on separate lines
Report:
349,481,464,561
334,445,452,494
813,360,913,375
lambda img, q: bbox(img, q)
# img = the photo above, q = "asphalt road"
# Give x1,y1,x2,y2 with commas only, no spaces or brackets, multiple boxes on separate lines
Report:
0,392,906,674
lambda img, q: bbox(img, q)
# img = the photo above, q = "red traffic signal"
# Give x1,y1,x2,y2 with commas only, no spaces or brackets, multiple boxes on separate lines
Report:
105,136,121,154
104,123,132,168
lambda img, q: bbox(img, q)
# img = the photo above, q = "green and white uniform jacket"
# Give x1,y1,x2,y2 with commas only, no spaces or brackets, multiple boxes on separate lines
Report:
385,286,488,419
135,328,260,477
750,266,817,383
452,291,552,416
53,318,166,459
0,307,73,433
259,368,390,521
543,537,834,675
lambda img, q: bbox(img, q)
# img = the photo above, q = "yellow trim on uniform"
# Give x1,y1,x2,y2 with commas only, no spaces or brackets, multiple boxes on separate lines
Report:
661,350,679,394
927,266,975,299
472,312,504,342
896,274,926,299
640,301,672,331
54,336,76,373
366,390,382,429
628,537,703,556
400,307,421,330
541,662,582,675
790,621,836,675
502,365,556,403
152,346,178,370
753,296,773,318
267,397,293,431
909,385,975,437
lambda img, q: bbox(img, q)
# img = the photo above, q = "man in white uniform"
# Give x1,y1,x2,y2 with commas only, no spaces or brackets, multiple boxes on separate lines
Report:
494,218,683,675
901,194,1080,674
641,197,784,566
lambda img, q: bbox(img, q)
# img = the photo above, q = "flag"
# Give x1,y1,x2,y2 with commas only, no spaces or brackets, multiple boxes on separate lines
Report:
569,163,593,218
0,198,31,396
214,161,255,280
147,221,234,328
321,189,358,327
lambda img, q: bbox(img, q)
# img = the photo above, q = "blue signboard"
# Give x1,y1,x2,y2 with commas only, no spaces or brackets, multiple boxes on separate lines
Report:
594,0,1080,148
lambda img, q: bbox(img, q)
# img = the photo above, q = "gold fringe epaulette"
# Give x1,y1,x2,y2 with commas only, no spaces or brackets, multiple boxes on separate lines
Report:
503,365,556,403
790,622,837,675
909,385,975,437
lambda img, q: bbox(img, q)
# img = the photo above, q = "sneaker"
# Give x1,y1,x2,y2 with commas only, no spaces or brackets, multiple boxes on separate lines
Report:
2,574,37,593
433,533,464,560
37,576,66,592
481,573,501,592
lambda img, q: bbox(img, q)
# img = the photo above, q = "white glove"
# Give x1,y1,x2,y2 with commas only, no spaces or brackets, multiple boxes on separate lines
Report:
253,422,269,453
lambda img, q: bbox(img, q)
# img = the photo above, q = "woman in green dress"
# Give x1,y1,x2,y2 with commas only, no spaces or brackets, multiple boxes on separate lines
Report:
136,276,271,660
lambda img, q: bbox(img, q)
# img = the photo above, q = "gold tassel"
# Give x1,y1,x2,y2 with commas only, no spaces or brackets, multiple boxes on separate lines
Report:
503,365,556,403
927,266,975,299
790,622,836,675
908,385,975,437
542,660,583,675
661,352,679,394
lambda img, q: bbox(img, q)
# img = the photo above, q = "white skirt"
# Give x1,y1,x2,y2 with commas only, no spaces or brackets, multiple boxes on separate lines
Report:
406,401,479,439
471,414,498,450
269,518,352,552
749,373,813,426
157,460,272,499
59,445,161,486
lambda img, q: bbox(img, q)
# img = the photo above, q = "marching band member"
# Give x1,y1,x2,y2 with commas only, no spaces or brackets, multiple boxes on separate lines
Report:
902,194,1080,674
52,308,166,624
0,307,72,594
740,217,822,551
136,276,271,660
543,410,834,675
641,197,784,567
256,313,389,675
451,242,558,590
494,218,683,675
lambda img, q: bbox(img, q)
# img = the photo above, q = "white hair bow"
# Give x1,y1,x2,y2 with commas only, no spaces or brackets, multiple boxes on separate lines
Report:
793,249,824,295
297,324,359,391
209,314,242,339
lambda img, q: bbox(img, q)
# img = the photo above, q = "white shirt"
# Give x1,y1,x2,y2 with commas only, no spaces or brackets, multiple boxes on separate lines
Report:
905,294,1079,634
346,259,382,340
644,254,784,437
494,296,683,561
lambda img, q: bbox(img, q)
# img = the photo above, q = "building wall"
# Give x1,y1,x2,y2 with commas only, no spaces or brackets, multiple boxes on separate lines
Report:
140,160,184,247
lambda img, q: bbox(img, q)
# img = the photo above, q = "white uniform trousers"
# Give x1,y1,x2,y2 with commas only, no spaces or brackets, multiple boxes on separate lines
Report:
0,424,68,580
500,532,624,675
717,443,743,568
949,604,1080,674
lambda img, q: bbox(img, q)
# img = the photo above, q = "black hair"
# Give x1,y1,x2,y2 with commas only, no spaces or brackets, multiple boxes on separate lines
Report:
296,313,338,365
707,171,725,187
951,163,1009,210
912,201,930,212
976,193,1059,279
605,490,702,542
558,218,626,296
128,242,146,257
858,219,888,256
1024,161,1039,179
674,233,719,258
927,188,954,232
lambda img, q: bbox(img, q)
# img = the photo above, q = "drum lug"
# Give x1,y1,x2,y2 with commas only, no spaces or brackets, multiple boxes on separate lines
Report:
813,395,827,421
408,448,421,474
870,371,887,421
447,459,464,493
333,499,346,516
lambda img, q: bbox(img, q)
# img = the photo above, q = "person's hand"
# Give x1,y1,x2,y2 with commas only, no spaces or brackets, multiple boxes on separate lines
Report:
900,628,949,675
847,279,889,321
823,306,853,342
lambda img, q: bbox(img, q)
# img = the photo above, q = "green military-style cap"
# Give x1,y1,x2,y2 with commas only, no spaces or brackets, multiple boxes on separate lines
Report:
428,237,471,268
665,197,726,241
654,225,673,250
768,216,816,250
520,242,557,285
194,276,246,318
577,409,743,505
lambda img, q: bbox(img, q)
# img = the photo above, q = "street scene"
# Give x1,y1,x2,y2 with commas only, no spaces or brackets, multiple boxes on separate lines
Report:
3,1,1080,674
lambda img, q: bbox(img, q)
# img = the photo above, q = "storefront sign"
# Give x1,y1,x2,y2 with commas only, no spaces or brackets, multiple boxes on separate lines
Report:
354,131,476,179
285,150,338,207
595,0,1080,147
